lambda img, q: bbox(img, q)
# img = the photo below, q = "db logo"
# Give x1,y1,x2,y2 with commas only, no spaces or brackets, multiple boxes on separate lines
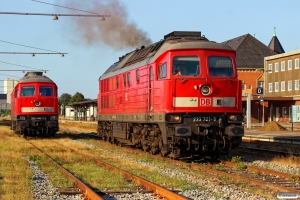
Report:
200,98,211,106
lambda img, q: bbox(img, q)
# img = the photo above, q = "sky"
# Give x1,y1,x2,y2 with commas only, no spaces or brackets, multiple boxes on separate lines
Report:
1,0,300,99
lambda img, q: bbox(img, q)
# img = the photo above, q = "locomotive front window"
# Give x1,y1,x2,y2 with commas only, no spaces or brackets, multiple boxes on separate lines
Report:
172,56,200,76
208,56,234,77
39,86,53,96
21,86,35,96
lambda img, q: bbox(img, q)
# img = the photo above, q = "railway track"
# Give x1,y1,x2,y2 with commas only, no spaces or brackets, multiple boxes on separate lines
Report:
239,139,300,157
27,140,103,200
26,136,190,200
60,129,300,198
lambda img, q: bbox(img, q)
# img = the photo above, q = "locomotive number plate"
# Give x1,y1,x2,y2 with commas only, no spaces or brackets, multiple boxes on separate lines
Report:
192,116,218,122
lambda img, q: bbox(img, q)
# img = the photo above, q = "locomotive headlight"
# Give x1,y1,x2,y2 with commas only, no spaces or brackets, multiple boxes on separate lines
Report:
229,115,235,121
228,115,244,121
165,114,181,122
34,100,41,107
200,85,211,96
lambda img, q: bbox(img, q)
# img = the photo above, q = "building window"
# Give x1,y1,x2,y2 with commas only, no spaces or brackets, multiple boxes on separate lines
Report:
288,80,292,91
242,84,246,90
275,62,279,72
268,63,272,73
281,61,285,71
275,82,279,92
282,107,287,116
248,85,252,89
281,81,285,91
295,80,299,90
257,81,263,88
288,60,292,70
269,83,272,92
296,59,299,69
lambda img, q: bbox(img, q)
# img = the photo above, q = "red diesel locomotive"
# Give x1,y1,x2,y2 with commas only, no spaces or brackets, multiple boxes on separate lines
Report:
97,31,244,158
10,71,59,137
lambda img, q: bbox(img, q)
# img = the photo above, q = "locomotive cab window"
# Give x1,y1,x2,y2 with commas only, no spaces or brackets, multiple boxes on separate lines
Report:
14,89,19,98
127,73,131,87
21,86,35,96
208,56,234,77
123,74,126,87
158,63,167,79
116,76,119,89
136,70,140,84
39,86,53,96
149,66,153,81
172,56,200,76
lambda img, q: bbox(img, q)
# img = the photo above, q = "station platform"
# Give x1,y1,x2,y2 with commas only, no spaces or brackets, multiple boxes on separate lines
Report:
243,122,300,143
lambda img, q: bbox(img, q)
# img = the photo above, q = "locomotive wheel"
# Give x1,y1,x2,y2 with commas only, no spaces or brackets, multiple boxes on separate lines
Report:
19,130,26,138
209,149,220,159
217,138,232,154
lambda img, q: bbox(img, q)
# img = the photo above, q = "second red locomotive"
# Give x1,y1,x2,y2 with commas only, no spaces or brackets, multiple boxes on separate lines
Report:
10,71,59,137
97,31,244,158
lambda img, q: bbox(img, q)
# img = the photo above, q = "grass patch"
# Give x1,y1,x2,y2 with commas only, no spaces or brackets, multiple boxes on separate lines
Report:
272,155,300,167
0,127,33,200
212,163,226,171
231,156,242,163
234,162,247,170
59,121,97,132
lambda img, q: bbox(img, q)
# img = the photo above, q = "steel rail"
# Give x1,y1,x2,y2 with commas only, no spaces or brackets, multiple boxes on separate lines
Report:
54,141,191,200
27,140,104,200
238,145,300,156
222,161,300,181
187,161,300,194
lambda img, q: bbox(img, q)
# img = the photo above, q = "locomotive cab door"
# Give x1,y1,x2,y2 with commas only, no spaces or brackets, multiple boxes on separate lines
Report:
148,65,154,114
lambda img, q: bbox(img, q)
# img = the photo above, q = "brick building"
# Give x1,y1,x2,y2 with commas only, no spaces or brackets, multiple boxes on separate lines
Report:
222,33,280,122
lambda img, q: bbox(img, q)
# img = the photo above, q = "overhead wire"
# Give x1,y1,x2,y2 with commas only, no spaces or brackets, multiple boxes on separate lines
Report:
31,0,101,15
0,61,45,71
0,39,62,53
0,73,21,78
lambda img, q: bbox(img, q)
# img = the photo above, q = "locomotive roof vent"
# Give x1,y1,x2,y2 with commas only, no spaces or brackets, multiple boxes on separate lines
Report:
25,71,43,77
164,31,202,39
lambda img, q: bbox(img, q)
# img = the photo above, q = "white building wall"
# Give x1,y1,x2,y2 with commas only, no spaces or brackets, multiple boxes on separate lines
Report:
4,79,18,104
65,106,75,119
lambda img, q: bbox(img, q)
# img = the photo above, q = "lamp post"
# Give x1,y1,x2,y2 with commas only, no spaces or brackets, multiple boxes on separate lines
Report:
256,68,271,126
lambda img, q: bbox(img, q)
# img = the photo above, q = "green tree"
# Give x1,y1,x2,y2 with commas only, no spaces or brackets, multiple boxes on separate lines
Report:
70,92,84,104
59,93,72,107
59,93,72,116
